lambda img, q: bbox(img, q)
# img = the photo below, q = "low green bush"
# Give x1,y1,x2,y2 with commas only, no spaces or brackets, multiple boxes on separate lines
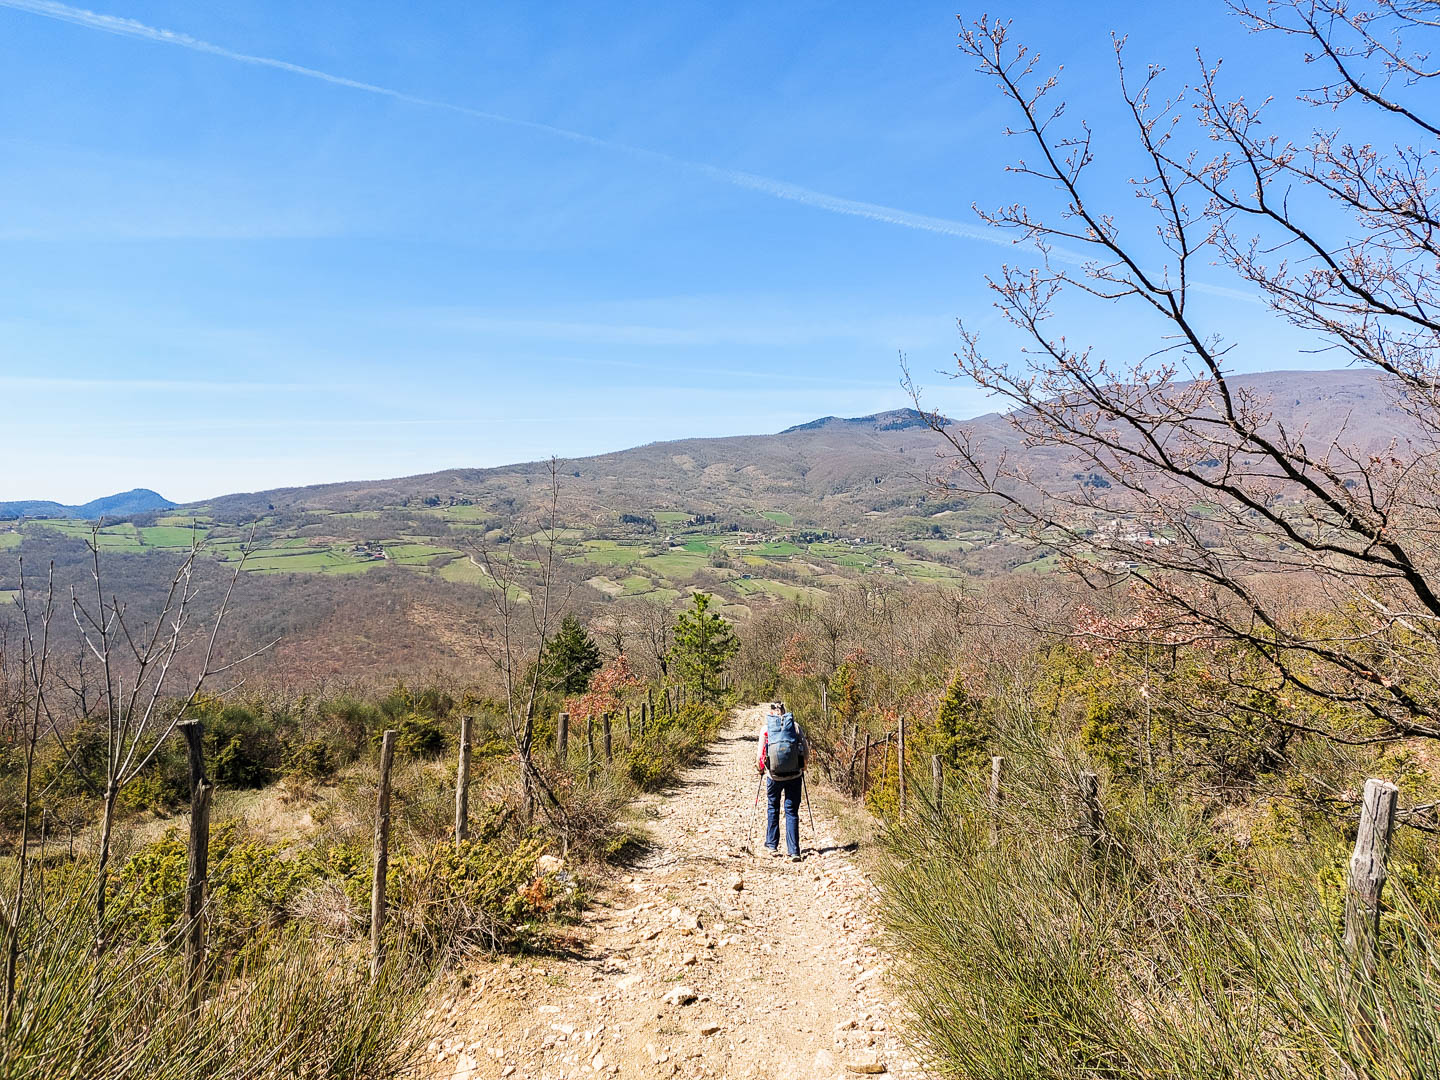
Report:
110,822,317,954
624,703,723,791
387,834,562,955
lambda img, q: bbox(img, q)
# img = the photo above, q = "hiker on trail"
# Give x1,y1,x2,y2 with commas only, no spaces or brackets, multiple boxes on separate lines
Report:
757,701,808,862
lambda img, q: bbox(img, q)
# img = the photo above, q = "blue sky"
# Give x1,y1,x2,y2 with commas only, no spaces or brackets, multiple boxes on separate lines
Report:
2,1,1336,503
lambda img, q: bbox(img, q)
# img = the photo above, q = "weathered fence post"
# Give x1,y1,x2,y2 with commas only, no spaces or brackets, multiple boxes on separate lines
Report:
455,715,473,848
1078,771,1102,857
897,715,908,820
1344,777,1400,970
625,705,632,741
639,700,648,738
179,720,211,1012
556,710,570,763
821,682,829,727
586,715,596,784
647,686,656,724
987,755,1005,844
370,729,397,983
861,734,872,796
603,712,613,763
931,754,943,813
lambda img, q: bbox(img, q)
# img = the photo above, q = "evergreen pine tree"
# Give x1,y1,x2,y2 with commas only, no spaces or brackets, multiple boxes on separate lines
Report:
541,614,602,696
936,669,991,771
668,592,738,703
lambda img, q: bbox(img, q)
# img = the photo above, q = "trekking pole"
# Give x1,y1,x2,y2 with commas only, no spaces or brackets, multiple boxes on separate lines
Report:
802,772,816,833
751,774,765,856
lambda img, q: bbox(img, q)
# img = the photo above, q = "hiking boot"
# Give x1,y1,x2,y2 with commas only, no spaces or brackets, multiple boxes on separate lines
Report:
767,847,783,858
789,853,803,863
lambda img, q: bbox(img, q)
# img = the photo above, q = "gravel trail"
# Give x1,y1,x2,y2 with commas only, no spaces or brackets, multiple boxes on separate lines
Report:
420,706,927,1080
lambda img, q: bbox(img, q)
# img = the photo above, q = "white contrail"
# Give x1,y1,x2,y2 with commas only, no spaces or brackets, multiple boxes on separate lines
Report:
1,0,1022,248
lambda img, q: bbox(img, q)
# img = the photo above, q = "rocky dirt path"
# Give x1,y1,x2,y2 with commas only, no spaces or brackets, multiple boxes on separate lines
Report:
419,706,928,1080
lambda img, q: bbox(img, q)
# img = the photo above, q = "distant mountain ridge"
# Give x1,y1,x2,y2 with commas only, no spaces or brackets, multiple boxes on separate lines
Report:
194,369,1404,530
780,407,950,434
0,371,1406,530
0,488,175,521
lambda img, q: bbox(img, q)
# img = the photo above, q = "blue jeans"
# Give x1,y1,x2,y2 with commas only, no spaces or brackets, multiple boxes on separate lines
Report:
765,774,803,856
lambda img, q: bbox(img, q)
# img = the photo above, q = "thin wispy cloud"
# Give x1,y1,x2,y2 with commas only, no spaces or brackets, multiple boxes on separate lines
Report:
0,0,1021,249
429,310,942,351
1,375,316,392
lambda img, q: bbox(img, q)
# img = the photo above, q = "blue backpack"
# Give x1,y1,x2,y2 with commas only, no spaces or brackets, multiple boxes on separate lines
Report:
765,712,804,778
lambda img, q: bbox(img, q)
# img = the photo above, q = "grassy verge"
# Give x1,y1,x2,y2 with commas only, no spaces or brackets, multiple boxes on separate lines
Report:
1,687,731,1078
876,732,1440,1080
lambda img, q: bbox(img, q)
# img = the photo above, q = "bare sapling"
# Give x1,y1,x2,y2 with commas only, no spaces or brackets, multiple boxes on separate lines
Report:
69,523,272,927
469,461,572,836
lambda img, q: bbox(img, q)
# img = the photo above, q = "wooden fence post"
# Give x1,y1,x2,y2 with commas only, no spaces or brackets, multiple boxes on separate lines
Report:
455,716,473,848
1078,771,1102,857
586,715,596,783
861,734,872,796
370,730,397,983
987,755,1005,845
1344,777,1400,970
179,720,211,1012
647,687,655,724
639,701,648,738
556,711,569,763
897,715,908,820
625,705,632,741
603,712,613,763
821,682,829,727
931,754,943,813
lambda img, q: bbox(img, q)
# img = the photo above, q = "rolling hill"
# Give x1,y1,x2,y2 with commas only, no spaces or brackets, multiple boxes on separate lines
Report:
0,488,175,521
195,368,1409,529
0,368,1416,681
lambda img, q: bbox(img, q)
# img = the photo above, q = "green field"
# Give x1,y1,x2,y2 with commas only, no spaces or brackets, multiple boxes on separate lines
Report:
244,547,374,574
752,541,801,557
384,543,459,565
419,505,490,522
641,551,708,579
436,557,489,584
139,525,205,547
1,488,998,606
732,577,821,602
911,539,972,555
577,540,647,566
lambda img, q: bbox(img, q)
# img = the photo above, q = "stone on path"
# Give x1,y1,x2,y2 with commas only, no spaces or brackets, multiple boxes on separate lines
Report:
663,985,698,1006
